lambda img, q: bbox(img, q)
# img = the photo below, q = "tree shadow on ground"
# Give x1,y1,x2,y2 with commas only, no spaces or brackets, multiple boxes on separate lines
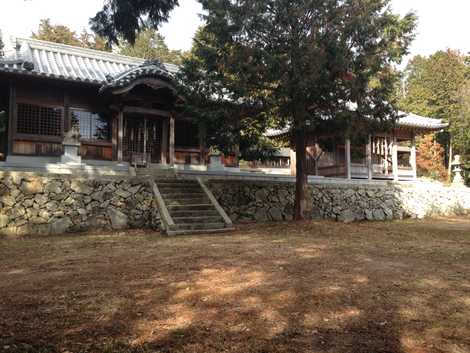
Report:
1,220,470,352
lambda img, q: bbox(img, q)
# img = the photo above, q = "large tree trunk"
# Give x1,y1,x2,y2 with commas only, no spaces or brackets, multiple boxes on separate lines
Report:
294,125,308,220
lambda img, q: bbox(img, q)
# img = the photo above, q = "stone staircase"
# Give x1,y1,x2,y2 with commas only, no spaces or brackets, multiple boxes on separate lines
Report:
150,177,234,236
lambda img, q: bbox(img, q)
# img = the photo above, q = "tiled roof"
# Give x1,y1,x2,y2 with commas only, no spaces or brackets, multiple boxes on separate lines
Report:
265,112,448,138
0,38,178,85
397,112,448,130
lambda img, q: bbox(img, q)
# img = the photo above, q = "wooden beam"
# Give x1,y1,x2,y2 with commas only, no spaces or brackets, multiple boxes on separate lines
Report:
367,134,373,180
345,136,351,179
392,135,399,181
7,82,16,156
169,115,175,166
411,133,417,180
117,111,124,162
122,106,171,118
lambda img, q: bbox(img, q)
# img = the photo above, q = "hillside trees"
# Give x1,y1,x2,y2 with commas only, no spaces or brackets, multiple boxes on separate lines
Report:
399,50,470,181
118,29,184,64
32,19,110,51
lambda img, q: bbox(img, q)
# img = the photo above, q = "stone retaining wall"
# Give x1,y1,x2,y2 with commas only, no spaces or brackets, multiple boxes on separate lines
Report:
0,173,159,236
1,173,469,236
207,179,470,223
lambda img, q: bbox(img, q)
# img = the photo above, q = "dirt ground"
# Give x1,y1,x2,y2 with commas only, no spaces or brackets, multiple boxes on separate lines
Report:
1,217,470,353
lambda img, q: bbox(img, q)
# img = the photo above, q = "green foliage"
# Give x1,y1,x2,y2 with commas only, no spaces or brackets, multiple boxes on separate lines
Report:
455,81,470,157
32,19,110,51
176,26,278,160
193,0,415,127
0,30,4,57
79,30,109,52
90,0,179,45
118,29,184,64
398,50,470,179
399,50,467,121
180,0,416,217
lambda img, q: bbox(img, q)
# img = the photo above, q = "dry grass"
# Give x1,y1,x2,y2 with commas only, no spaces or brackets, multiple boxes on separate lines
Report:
1,217,470,353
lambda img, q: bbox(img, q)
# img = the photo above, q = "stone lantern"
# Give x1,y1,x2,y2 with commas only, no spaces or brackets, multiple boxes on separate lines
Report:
451,155,465,187
208,147,225,171
61,126,82,165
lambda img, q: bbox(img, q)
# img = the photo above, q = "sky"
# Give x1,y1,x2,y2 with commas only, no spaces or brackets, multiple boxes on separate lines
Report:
1,0,470,65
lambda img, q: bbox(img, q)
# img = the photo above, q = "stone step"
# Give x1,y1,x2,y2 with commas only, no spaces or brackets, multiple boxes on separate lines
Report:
169,210,220,217
173,216,224,224
165,198,210,206
158,185,201,191
171,222,227,231
166,227,235,236
137,171,176,178
157,180,199,186
161,192,206,198
167,204,215,211
160,191,204,198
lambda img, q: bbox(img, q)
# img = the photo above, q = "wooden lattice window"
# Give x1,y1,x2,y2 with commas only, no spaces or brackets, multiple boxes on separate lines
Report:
70,109,111,142
16,103,63,136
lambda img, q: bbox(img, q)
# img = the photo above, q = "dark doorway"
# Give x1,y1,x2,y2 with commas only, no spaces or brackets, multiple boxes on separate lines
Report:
123,114,163,165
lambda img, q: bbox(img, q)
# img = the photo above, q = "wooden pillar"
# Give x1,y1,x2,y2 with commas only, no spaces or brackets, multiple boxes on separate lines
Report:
117,111,124,162
345,136,351,179
161,118,169,165
7,82,16,156
411,133,417,180
314,138,320,176
64,93,70,134
198,122,206,165
367,134,373,180
290,148,297,176
143,118,148,164
384,136,389,175
169,115,175,166
392,135,399,181
112,115,118,161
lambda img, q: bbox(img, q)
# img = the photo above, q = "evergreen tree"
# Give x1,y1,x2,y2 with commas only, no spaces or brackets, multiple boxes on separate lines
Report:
90,0,179,45
182,0,416,219
118,29,184,64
